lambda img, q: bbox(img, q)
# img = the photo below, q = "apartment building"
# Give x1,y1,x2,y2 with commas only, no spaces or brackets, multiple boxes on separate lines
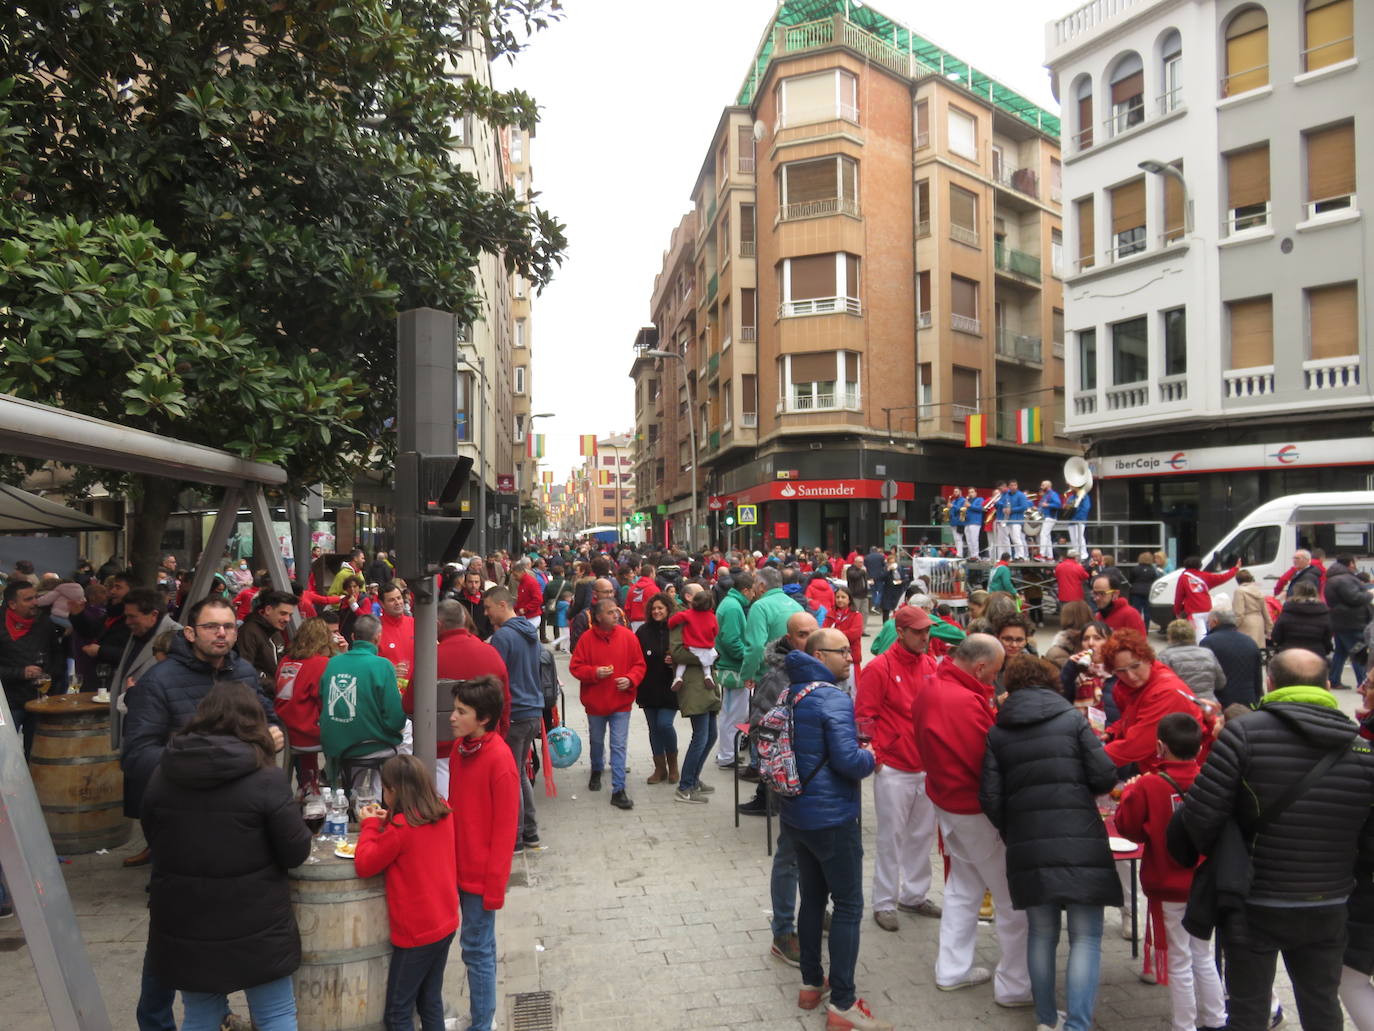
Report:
1046,0,1372,555
631,0,1072,554
577,434,636,530
509,127,540,524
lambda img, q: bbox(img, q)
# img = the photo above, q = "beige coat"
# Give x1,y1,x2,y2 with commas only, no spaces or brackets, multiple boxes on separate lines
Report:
1232,582,1272,647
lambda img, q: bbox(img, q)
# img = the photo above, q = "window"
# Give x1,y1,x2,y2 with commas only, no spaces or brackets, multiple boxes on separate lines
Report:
515,319,526,349
1110,179,1145,258
1163,307,1186,376
778,69,858,128
1226,144,1270,231
742,374,757,425
514,413,526,443
740,204,755,257
455,322,471,344
1109,53,1145,135
515,174,526,200
737,124,756,172
915,180,931,236
1304,0,1354,72
779,156,859,220
1223,8,1269,96
952,366,980,414
1228,296,1273,368
1208,524,1280,571
1163,160,1186,243
1111,317,1148,385
917,270,932,326
1074,76,1093,151
510,132,523,163
514,366,526,395
741,288,756,340
949,185,979,247
722,380,733,426
779,351,859,410
1050,158,1063,201
1305,122,1355,217
1051,228,1064,275
514,277,527,299
951,275,979,334
779,253,861,317
1076,196,1095,270
1053,309,1065,355
919,363,933,414
1078,329,1098,390
456,370,473,441
915,100,930,148
720,213,730,265
603,507,616,519
1307,283,1358,359
1161,30,1183,112
948,106,977,160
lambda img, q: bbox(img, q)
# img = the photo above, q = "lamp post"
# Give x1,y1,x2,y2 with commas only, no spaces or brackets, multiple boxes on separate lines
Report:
644,348,698,551
1138,159,1192,234
456,348,488,554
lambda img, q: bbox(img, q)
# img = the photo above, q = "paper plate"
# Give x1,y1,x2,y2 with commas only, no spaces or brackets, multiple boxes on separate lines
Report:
333,843,356,859
1109,836,1137,852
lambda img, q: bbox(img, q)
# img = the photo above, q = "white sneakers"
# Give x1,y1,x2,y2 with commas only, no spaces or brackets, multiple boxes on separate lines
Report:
936,966,991,991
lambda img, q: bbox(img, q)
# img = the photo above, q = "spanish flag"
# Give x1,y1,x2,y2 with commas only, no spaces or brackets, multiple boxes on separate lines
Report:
964,412,987,448
579,434,598,457
597,468,611,486
1015,407,1042,445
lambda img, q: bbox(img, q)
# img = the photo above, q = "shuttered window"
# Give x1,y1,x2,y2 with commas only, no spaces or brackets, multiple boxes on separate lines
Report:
1306,122,1355,205
916,180,930,230
788,255,835,300
1076,196,1095,269
741,374,757,415
1228,296,1274,368
949,185,977,230
737,125,755,171
951,276,978,319
948,107,976,159
1227,145,1270,210
790,352,837,384
779,71,855,127
1308,283,1358,359
1164,162,1186,242
1305,0,1354,71
844,351,859,383
952,366,979,407
740,205,755,245
1074,77,1093,149
785,159,837,205
1111,179,1145,235
1111,68,1143,105
844,254,860,297
917,270,931,314
1224,9,1269,96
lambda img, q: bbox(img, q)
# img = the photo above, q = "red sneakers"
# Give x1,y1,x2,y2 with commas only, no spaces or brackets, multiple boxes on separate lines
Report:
798,980,830,1011
826,998,894,1030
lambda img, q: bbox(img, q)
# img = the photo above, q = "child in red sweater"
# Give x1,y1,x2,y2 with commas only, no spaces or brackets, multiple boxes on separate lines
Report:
668,588,719,689
448,674,520,1031
354,755,458,1031
1115,713,1227,1031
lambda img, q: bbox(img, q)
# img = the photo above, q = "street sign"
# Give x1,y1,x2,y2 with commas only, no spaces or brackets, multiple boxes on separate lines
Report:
737,504,758,526
708,496,724,511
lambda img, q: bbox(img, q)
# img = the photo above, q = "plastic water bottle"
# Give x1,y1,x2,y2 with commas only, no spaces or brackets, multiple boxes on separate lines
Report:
328,789,350,841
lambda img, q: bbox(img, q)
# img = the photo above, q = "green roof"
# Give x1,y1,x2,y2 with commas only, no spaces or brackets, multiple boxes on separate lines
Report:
737,0,1060,138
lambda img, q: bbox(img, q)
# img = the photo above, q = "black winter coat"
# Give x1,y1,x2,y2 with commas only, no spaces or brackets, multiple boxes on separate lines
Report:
634,619,679,711
1179,695,1374,903
141,732,311,992
1271,599,1333,655
1326,564,1374,634
1127,563,1160,602
1199,626,1263,708
980,688,1122,909
0,611,63,709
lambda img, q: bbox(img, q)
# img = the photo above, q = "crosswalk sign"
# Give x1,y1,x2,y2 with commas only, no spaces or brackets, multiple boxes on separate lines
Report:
737,504,758,526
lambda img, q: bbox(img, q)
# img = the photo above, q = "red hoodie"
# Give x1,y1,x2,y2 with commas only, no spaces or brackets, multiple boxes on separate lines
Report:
1174,565,1239,618
1115,759,1201,902
449,731,520,909
856,643,936,773
427,626,511,758
910,659,996,814
569,623,647,716
273,654,330,748
516,574,544,621
1105,662,1206,774
1055,558,1090,604
354,811,458,948
804,576,836,616
624,575,658,623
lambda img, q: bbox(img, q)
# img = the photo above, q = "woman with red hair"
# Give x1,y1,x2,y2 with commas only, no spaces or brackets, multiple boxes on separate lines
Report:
1099,629,1207,775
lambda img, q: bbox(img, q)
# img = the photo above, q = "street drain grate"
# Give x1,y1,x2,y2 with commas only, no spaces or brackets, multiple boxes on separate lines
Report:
508,990,556,1031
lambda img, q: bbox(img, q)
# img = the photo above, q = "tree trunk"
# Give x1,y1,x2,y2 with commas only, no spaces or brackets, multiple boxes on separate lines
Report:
290,496,311,589
128,475,180,587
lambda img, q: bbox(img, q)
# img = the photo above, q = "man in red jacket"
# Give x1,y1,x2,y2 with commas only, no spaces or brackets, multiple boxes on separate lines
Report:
624,562,658,631
1173,556,1239,640
856,606,942,933
911,634,1030,1006
570,599,646,811
428,600,511,796
1055,555,1090,606
378,581,416,688
513,562,544,625
1091,574,1147,635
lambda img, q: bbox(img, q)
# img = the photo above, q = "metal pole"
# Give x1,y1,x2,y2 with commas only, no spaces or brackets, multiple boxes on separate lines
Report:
411,573,438,774
679,354,699,552
477,356,487,555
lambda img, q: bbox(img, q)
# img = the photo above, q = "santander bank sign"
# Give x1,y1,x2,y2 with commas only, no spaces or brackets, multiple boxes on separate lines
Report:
732,479,915,504
779,482,858,499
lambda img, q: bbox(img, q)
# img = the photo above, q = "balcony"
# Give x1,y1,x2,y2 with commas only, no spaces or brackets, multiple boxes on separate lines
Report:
995,330,1043,365
1105,382,1148,410
707,353,720,379
915,131,930,150
1223,366,1275,398
1073,393,1098,415
1052,340,1065,359
950,224,980,248
952,403,980,421
780,296,863,318
740,239,756,258
951,313,981,335
782,388,861,413
740,325,757,342
916,219,930,238
1158,374,1187,402
780,197,860,222
994,244,1042,282
993,166,1040,200
1304,355,1361,391
739,153,755,174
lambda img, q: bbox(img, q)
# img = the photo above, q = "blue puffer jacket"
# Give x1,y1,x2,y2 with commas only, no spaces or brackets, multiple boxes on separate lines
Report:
777,651,875,831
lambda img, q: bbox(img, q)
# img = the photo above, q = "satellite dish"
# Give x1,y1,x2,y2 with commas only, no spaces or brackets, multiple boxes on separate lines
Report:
753,119,768,142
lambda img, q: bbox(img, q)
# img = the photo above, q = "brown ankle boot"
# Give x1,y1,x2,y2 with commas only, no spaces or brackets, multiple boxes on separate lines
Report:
665,751,679,784
646,754,668,784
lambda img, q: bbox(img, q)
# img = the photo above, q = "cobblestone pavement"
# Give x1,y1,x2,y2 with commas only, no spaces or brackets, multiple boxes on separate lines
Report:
0,617,1348,1029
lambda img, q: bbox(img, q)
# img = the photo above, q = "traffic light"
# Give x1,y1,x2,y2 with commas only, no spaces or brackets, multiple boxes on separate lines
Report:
395,452,475,583
724,499,736,526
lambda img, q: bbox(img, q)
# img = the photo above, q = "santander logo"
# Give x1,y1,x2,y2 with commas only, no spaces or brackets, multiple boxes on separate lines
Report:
780,483,797,498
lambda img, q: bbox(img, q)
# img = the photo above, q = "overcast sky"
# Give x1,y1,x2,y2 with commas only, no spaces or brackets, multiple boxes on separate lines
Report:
496,0,1073,484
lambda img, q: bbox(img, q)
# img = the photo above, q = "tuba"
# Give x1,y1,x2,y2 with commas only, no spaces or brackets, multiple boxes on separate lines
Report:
1063,457,1094,514
1024,491,1043,536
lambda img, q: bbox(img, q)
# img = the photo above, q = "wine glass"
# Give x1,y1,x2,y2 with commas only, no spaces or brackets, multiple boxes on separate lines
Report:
35,673,52,700
302,796,327,863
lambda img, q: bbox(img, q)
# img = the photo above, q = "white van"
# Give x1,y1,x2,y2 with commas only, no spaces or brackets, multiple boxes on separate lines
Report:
1148,491,1374,631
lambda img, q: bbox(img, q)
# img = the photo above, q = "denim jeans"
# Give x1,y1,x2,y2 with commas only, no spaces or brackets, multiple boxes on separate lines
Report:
678,711,718,790
791,820,864,1012
180,974,297,1031
460,892,498,1031
770,824,799,937
1331,629,1368,688
505,717,541,842
641,706,678,755
136,946,176,1031
587,711,631,792
385,931,453,1031
1026,903,1104,1031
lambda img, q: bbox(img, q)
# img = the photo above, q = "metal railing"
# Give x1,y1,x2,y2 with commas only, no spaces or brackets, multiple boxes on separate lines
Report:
738,154,755,173
995,330,1043,364
951,313,981,335
741,412,758,428
740,326,757,342
1306,194,1356,219
994,244,1042,281
780,296,863,318
789,388,860,411
950,224,980,248
1105,100,1145,137
740,239,756,257
1220,64,1268,97
1224,203,1270,235
707,353,719,378
994,166,1040,200
780,197,860,221
952,403,980,420
1157,89,1183,115
1303,36,1356,72
706,273,718,303
917,310,932,329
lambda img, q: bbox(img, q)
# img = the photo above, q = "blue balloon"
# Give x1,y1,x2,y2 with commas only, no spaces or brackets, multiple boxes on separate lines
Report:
547,725,582,769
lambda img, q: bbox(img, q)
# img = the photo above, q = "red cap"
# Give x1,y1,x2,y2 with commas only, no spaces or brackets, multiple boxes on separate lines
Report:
895,606,932,631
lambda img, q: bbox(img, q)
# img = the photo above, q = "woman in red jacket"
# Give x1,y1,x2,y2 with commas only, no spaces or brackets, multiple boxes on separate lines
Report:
1099,630,1208,776
824,586,864,677
273,617,340,795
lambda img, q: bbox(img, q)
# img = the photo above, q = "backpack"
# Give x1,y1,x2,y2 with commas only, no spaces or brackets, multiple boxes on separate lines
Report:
755,683,827,797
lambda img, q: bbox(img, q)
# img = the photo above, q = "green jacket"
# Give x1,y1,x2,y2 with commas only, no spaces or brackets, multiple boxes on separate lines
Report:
670,626,722,717
870,612,967,657
714,588,751,673
741,588,803,681
319,641,404,760
987,563,1016,595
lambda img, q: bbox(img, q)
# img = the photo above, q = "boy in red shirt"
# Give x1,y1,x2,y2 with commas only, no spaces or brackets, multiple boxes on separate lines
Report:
668,587,719,690
1115,713,1227,1031
447,675,520,1031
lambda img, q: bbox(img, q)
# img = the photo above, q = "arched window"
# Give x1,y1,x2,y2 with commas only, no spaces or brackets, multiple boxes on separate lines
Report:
1160,30,1183,112
1109,53,1145,135
1304,0,1354,72
1074,76,1094,152
1223,7,1268,96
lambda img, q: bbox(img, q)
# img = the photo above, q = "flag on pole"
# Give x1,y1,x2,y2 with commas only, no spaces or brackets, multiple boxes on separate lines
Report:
597,468,611,486
526,433,546,458
964,412,987,448
579,434,598,457
542,470,553,484
1015,407,1043,444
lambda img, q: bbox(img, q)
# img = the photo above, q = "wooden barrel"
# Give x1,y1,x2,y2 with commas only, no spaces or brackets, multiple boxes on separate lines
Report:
26,694,131,854
289,849,391,1031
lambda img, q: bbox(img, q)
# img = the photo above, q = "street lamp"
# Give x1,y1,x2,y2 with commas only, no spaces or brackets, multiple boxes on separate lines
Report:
644,348,699,551
1138,159,1192,234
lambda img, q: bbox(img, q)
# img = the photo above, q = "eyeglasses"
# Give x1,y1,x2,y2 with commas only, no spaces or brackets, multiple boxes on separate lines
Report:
1090,590,1115,598
1112,660,1148,676
194,622,236,633
814,647,851,657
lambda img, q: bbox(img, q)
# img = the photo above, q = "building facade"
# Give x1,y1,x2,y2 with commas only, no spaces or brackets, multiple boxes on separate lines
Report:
1046,0,1372,556
576,434,636,530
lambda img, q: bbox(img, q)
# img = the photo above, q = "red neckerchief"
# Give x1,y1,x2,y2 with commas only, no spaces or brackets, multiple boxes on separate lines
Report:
456,732,491,759
5,608,34,640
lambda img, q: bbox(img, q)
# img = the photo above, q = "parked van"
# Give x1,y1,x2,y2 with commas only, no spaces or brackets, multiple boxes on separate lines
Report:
1148,492,1374,631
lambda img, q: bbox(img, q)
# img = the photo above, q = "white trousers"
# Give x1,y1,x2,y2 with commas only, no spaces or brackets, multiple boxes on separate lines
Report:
1038,518,1057,559
1067,522,1087,560
435,756,450,799
934,808,1030,1003
1162,901,1226,1031
871,766,937,912
952,527,966,558
715,681,750,763
1007,523,1028,560
1340,965,1374,1031
993,523,1010,560
963,525,982,561
1190,612,1210,640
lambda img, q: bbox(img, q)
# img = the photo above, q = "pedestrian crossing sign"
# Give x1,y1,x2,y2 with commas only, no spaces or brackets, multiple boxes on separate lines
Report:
737,504,758,526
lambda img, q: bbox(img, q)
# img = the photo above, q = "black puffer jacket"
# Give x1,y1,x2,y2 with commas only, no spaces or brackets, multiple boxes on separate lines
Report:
1271,599,1333,655
141,733,311,992
634,619,679,711
980,687,1122,910
1326,563,1374,634
1180,691,1374,903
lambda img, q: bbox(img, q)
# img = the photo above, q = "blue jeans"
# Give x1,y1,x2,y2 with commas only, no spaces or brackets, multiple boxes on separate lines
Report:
137,947,176,1031
459,892,498,1031
587,711,631,792
181,974,297,1031
1332,629,1367,688
641,706,678,755
1026,903,1104,1031
791,820,864,1011
678,711,718,790
771,824,799,937
385,931,453,1031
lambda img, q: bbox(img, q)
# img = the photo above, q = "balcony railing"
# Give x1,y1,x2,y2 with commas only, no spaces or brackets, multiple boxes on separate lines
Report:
1157,89,1183,116
739,154,756,173
915,219,930,238
917,310,932,329
780,197,860,222
780,296,862,318
1304,355,1361,390
788,388,860,411
1073,393,1098,415
995,330,1043,364
950,224,980,248
994,166,1040,200
994,244,1042,282
951,313,981,335
1158,374,1187,402
1051,0,1148,49
952,403,980,421
740,239,756,257
741,412,758,428
1105,382,1149,410
704,273,718,304
1223,366,1275,398
740,325,757,342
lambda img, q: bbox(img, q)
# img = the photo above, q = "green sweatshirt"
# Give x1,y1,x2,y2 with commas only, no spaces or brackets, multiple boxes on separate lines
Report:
319,641,404,759
870,612,967,657
714,588,751,672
